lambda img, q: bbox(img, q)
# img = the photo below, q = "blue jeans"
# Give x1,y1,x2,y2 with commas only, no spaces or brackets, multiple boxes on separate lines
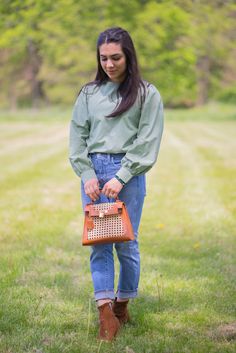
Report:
81,153,146,300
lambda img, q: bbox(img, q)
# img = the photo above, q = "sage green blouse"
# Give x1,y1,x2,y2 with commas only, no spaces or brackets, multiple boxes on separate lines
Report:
69,81,164,184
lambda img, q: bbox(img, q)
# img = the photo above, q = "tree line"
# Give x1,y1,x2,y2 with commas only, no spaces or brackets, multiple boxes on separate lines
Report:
0,0,235,109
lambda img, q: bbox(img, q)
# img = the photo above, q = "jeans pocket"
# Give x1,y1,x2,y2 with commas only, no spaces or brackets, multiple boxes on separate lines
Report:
90,155,103,175
111,159,121,168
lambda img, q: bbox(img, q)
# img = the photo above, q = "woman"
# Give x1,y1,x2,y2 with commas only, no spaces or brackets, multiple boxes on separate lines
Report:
69,27,164,341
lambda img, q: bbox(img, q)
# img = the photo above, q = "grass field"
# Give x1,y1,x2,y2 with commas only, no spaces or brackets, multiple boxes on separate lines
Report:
0,105,235,353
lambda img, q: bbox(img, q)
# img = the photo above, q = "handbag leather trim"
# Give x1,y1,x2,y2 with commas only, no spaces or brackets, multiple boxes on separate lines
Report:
85,201,123,217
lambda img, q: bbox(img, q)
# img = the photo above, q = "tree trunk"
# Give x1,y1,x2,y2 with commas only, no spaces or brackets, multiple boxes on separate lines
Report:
9,85,17,111
196,55,210,106
26,40,44,107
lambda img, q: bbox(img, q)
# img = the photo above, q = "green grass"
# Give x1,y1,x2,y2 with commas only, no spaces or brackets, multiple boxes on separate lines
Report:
166,101,236,121
0,107,235,353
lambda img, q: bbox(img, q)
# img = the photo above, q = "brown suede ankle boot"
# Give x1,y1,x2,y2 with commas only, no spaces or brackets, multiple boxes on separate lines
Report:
98,302,120,341
112,299,131,325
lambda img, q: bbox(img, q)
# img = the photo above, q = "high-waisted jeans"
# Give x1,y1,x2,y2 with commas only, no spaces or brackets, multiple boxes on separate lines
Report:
81,153,146,300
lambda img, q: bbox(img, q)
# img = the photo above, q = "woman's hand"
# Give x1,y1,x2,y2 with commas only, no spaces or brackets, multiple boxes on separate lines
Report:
102,178,123,199
84,178,101,202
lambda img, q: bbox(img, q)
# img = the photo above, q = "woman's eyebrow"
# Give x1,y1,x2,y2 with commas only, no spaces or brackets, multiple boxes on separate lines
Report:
100,53,122,57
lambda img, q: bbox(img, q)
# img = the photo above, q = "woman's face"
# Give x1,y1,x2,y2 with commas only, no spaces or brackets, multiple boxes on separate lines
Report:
99,42,126,83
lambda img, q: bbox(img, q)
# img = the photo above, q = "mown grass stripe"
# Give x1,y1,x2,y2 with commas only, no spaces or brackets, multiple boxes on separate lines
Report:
0,144,68,188
0,124,67,157
0,118,235,353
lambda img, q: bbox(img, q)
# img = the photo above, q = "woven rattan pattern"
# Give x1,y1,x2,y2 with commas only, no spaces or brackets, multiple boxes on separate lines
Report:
87,203,124,240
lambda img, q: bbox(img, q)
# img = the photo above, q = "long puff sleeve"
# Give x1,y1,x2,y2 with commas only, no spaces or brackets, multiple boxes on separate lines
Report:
69,90,97,183
116,85,164,183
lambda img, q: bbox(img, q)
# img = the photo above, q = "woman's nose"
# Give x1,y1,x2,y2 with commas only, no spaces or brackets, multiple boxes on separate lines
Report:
106,59,114,68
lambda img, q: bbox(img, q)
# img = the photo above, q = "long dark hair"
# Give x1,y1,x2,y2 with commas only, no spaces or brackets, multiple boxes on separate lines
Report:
92,27,145,117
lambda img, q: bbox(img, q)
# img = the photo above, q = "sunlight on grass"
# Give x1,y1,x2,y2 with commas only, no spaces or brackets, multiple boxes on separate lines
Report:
0,108,235,353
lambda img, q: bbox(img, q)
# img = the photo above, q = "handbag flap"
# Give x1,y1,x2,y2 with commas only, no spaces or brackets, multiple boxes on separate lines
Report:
85,201,123,217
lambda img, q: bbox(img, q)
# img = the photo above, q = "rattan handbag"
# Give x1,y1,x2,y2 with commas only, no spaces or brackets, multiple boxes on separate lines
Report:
82,200,134,245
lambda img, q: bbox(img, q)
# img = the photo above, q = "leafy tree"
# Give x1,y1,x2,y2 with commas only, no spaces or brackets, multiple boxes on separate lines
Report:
0,0,53,107
134,1,196,106
189,0,236,105
0,0,235,108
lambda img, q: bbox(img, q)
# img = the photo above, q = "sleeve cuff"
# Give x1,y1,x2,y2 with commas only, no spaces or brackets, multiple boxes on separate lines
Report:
116,167,133,184
81,169,97,184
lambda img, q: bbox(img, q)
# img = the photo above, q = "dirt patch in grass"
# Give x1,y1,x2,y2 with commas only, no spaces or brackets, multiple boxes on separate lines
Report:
210,323,236,341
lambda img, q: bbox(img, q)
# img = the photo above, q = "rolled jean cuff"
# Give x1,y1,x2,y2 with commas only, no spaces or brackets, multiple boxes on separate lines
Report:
94,290,115,301
116,289,138,299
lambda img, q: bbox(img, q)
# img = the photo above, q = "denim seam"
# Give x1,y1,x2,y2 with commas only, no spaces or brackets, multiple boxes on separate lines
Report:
105,247,109,291
94,290,115,300
117,289,138,293
134,179,138,238
116,289,138,299
95,289,114,294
